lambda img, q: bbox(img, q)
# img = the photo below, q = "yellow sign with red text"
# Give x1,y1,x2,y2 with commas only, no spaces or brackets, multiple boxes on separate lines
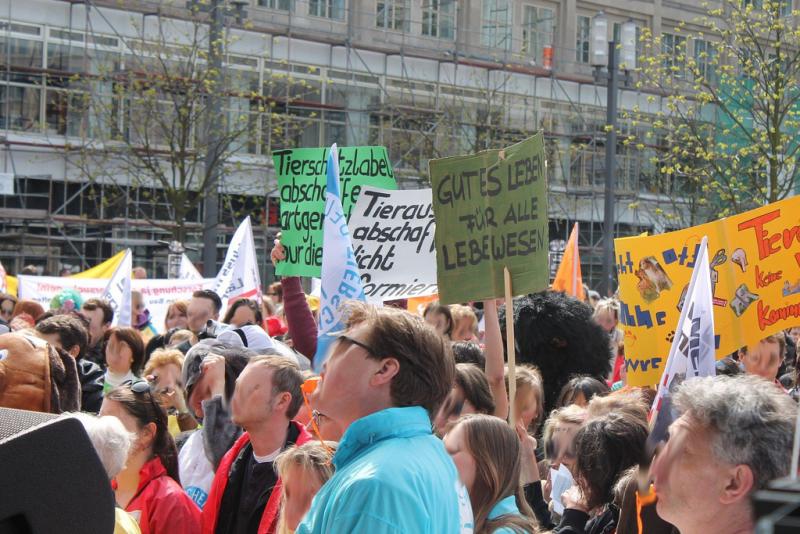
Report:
615,196,800,386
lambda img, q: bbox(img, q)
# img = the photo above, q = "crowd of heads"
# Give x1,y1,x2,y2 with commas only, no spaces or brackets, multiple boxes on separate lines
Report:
0,266,798,534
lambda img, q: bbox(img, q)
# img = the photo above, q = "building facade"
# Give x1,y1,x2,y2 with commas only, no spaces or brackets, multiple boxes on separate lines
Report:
0,0,707,285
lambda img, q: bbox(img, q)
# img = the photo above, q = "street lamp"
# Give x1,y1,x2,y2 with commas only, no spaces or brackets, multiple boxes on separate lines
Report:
186,0,248,277
590,13,636,296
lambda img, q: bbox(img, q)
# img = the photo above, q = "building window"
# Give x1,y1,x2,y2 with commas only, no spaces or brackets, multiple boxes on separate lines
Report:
482,0,512,50
309,0,345,20
377,0,410,31
662,32,687,77
576,15,590,64
258,0,292,9
422,0,455,40
0,85,41,132
693,39,716,83
522,5,554,62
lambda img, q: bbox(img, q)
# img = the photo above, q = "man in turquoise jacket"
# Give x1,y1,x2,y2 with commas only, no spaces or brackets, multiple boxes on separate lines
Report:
296,302,473,533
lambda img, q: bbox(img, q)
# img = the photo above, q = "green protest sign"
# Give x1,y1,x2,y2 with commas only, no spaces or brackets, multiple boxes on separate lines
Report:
429,134,549,304
273,146,397,277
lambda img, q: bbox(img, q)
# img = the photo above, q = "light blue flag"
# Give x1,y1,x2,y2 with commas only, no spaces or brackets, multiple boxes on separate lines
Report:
314,144,367,372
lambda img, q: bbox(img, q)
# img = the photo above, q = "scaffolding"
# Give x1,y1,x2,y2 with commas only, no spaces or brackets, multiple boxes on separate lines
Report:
0,0,682,285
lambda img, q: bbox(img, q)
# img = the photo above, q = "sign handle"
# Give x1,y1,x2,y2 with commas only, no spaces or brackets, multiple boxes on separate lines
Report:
504,266,517,427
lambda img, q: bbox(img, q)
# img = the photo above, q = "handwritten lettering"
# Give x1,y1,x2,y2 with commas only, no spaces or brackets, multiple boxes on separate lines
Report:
738,209,800,260
757,299,800,331
755,265,783,289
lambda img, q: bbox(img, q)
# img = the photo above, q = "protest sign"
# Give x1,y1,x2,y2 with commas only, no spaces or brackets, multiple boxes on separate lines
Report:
273,146,397,278
429,134,549,304
18,275,213,332
348,186,438,302
101,249,132,327
615,195,800,386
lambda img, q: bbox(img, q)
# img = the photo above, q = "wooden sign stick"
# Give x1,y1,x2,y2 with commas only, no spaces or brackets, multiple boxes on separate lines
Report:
504,266,516,427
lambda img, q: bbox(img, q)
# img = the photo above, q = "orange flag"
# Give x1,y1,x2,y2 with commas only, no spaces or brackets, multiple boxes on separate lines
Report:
552,222,583,298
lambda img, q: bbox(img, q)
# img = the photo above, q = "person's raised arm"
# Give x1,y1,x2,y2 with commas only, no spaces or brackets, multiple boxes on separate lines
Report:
483,299,509,420
271,234,318,361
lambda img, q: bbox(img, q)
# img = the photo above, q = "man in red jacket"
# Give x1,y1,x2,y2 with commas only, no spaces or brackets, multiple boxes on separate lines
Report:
202,355,311,534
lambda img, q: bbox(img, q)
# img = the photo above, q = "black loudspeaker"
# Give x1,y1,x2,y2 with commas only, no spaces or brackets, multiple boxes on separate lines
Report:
0,407,116,534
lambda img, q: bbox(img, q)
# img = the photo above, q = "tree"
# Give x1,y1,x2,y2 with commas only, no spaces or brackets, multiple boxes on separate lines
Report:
625,0,800,224
62,11,318,242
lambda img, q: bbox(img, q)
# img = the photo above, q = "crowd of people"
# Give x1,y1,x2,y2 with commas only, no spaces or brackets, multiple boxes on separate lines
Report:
0,248,798,534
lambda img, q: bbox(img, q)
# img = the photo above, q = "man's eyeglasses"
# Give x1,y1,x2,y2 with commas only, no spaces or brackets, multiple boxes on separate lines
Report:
335,335,378,357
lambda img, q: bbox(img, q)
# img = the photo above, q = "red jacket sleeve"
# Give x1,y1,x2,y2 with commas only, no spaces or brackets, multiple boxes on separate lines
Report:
281,276,317,361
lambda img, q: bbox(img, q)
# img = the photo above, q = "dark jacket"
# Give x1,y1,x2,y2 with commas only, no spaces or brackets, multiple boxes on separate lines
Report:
555,504,619,534
84,341,106,368
201,421,313,534
77,358,105,413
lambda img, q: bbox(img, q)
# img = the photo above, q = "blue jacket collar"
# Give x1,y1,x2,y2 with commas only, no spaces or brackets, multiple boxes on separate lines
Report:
333,406,433,468
488,495,519,521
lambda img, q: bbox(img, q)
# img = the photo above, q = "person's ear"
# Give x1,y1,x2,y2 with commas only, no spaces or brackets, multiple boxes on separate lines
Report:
272,391,291,415
68,345,81,359
138,421,157,450
371,357,400,387
719,464,754,505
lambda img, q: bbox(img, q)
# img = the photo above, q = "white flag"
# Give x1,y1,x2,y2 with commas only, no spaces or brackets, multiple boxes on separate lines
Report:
179,254,202,280
212,217,262,314
649,236,716,445
101,249,132,327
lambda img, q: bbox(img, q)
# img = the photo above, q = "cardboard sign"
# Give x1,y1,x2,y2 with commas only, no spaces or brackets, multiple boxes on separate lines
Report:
614,195,800,386
348,186,438,302
429,134,549,304
273,146,397,278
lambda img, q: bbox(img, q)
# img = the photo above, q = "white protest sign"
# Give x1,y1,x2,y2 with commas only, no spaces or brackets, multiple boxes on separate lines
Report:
211,217,262,314
101,249,132,327
18,275,214,332
348,186,438,302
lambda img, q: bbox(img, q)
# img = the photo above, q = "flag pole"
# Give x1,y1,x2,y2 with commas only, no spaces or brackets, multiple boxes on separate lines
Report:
504,266,516,427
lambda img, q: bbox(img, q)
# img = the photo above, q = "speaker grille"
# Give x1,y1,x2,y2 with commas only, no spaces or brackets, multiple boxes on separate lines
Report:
0,407,57,443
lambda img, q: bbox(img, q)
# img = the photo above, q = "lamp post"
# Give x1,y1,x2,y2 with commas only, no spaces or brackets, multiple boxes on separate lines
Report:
186,0,248,277
591,13,636,296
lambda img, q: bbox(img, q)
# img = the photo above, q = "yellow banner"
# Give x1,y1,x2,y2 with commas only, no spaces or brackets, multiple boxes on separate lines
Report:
5,250,127,297
615,196,800,386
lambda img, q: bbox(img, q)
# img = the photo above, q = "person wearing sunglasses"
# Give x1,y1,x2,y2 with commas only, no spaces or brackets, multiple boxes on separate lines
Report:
297,302,473,534
101,382,201,534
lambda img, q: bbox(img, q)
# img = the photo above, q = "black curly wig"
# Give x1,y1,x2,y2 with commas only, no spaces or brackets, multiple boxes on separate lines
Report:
499,291,612,414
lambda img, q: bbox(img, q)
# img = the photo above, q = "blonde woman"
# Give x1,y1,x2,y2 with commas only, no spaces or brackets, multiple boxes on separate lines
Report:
274,441,337,534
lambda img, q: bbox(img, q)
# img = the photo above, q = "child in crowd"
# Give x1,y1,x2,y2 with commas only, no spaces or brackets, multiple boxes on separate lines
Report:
104,327,145,394
274,441,337,534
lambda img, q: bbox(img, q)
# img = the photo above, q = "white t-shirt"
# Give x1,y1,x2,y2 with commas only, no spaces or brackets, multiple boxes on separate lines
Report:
178,430,216,509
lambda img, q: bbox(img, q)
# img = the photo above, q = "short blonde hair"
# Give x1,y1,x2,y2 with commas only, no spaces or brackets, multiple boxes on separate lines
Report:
450,304,478,335
593,298,620,321
144,349,184,378
541,404,587,461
